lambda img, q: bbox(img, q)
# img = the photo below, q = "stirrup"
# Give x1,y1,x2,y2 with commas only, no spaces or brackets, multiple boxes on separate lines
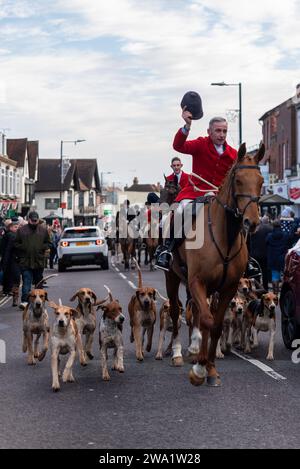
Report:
155,250,173,272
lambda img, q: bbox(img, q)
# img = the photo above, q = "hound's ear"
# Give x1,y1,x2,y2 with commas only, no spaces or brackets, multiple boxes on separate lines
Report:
48,300,58,310
70,292,79,302
96,304,107,312
274,295,279,305
255,142,265,164
136,290,140,299
152,289,156,300
44,292,48,301
237,142,247,161
261,294,265,301
70,308,79,317
91,290,97,304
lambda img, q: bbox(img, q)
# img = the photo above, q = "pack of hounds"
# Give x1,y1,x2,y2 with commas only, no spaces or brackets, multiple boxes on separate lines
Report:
21,269,278,392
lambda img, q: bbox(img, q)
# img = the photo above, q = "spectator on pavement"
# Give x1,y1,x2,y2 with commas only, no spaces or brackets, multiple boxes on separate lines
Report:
0,219,21,305
250,215,273,290
266,219,291,294
15,211,51,309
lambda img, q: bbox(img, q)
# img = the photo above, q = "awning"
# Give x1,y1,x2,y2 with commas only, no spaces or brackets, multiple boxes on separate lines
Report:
259,194,294,205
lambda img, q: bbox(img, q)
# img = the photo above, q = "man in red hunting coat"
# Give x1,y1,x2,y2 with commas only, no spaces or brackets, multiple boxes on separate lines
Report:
166,157,190,190
156,107,237,271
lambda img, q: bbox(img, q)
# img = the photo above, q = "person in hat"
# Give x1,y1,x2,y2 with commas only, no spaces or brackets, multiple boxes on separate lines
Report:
15,211,51,308
155,92,237,271
166,157,189,189
0,219,21,304
146,192,160,206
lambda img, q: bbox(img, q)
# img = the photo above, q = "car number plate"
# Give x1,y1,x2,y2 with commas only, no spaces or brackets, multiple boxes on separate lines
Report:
76,241,90,246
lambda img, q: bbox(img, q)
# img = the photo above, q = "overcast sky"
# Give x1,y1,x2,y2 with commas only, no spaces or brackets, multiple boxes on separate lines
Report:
0,0,299,187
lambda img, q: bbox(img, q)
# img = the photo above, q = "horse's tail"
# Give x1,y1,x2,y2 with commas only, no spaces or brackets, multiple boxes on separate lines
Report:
132,258,143,288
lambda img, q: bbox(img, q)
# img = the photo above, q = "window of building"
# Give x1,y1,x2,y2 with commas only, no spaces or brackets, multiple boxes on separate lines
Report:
45,198,60,210
25,184,31,204
16,173,20,196
88,191,94,207
67,190,72,209
12,171,16,195
8,170,13,195
78,192,84,208
5,167,9,195
1,168,5,194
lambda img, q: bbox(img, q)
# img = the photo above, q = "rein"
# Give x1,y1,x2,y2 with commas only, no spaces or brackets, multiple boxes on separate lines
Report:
209,163,261,291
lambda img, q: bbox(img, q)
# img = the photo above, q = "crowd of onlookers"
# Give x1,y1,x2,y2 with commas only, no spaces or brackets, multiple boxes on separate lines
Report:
0,212,62,308
249,207,300,294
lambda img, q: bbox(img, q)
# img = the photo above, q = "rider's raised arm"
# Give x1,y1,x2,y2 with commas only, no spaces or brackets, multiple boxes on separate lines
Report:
173,107,204,155
173,127,204,155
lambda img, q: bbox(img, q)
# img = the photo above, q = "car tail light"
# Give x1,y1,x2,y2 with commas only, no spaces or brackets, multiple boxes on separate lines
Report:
61,241,69,247
95,239,104,246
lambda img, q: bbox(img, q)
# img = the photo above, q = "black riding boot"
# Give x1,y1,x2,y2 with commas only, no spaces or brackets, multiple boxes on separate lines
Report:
155,238,175,271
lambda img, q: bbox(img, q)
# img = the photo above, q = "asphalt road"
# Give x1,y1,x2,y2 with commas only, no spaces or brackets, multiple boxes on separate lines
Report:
0,258,300,449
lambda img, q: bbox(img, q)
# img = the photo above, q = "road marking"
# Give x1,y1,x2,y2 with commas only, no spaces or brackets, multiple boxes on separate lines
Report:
231,349,287,381
0,296,10,307
119,273,127,280
128,281,137,289
115,267,120,272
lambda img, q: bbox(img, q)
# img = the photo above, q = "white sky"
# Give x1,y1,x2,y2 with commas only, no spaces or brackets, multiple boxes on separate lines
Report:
0,0,299,186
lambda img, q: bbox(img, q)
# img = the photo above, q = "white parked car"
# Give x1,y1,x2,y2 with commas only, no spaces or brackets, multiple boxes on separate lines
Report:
57,226,109,272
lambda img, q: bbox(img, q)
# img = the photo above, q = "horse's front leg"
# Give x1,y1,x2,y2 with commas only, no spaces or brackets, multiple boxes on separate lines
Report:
187,301,202,362
189,328,209,386
206,288,237,387
165,271,183,367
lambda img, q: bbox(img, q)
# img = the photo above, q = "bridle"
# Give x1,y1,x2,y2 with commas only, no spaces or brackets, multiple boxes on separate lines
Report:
208,162,262,291
216,164,261,219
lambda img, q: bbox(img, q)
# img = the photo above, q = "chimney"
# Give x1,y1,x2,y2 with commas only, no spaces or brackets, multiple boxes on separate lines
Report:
133,176,138,185
297,83,300,99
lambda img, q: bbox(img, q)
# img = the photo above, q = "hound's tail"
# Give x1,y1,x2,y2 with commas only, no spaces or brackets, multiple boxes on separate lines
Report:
132,258,143,289
156,290,168,302
103,285,113,302
95,286,112,306
35,274,58,289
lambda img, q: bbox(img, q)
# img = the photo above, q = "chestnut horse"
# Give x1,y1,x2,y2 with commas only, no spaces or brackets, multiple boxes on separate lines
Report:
165,143,265,386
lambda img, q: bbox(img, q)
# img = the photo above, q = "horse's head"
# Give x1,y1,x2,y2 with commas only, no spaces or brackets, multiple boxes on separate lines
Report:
160,174,181,205
231,143,265,232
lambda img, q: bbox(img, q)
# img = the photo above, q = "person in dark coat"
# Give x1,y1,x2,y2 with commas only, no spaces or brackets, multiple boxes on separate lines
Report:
266,220,291,294
0,220,21,305
250,215,273,290
15,211,51,308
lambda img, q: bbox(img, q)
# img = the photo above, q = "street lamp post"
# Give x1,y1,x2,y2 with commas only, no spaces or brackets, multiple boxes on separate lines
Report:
211,82,242,146
100,171,113,193
60,139,85,219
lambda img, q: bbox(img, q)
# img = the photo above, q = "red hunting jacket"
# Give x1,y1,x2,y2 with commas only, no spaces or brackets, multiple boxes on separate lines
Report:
173,129,237,202
166,170,190,190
